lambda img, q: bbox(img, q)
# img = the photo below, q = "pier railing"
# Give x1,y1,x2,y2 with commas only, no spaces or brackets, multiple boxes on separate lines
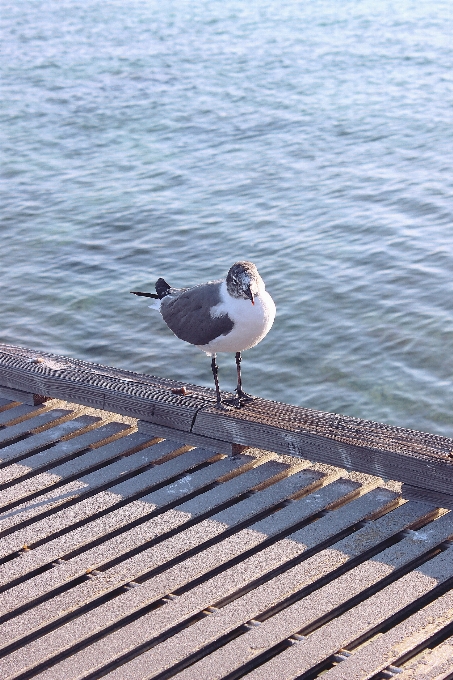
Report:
0,343,452,508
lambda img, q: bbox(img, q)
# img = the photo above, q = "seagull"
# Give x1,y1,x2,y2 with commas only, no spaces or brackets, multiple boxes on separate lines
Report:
131,261,276,408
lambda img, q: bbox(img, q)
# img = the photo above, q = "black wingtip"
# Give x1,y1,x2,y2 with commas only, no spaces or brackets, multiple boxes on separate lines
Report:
130,291,160,299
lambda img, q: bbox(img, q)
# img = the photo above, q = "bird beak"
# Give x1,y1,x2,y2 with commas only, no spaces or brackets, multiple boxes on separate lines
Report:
245,287,255,305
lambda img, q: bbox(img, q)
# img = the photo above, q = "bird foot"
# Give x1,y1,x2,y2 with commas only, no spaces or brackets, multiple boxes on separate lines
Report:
222,390,255,409
222,396,242,409
236,389,255,403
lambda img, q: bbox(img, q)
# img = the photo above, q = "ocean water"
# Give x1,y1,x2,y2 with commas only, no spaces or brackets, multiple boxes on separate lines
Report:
1,0,452,438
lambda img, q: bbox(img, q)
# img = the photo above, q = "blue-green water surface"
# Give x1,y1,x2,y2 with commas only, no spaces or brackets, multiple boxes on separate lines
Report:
1,0,452,437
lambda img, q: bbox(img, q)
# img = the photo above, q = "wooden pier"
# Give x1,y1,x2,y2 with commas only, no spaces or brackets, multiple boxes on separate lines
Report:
0,343,452,679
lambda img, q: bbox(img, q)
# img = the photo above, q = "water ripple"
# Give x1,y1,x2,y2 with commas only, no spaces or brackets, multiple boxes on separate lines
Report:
1,0,452,437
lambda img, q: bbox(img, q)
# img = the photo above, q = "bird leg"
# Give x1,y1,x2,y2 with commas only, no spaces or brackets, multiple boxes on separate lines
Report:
224,352,255,408
234,352,255,402
211,354,222,407
211,354,236,410
211,356,234,410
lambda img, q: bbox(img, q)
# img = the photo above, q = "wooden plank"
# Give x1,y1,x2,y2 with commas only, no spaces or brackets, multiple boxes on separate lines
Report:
0,397,13,410
193,404,453,498
0,415,96,470
0,385,48,405
0,454,256,649
241,547,453,679
0,460,285,617
132,454,257,508
170,504,450,680
321,587,453,679
0,460,292,673
0,446,219,587
137,420,235,454
0,421,125,485
97,489,407,680
402,484,453,511
397,634,453,680
0,468,334,678
0,345,212,431
0,344,211,395
14,486,396,680
0,428,150,510
0,416,102,482
0,433,157,534
0,409,73,448
0,344,452,496
0,435,163,536
0,403,41,426
194,398,453,460
0,452,247,562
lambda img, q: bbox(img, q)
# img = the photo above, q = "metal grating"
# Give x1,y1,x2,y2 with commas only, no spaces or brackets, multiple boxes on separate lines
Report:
0,397,452,680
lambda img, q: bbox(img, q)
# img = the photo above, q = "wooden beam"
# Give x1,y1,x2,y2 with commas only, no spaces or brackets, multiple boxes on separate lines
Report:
0,344,451,503
0,385,48,405
192,400,453,499
401,484,453,510
0,344,213,431
137,420,236,454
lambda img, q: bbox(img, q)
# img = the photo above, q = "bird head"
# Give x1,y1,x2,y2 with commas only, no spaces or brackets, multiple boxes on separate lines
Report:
226,261,262,304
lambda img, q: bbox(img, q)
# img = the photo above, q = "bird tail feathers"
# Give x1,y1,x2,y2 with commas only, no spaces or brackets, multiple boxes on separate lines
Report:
155,278,171,298
130,277,171,304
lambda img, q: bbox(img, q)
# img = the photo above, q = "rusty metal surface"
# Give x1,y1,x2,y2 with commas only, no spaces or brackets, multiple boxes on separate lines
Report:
0,395,452,679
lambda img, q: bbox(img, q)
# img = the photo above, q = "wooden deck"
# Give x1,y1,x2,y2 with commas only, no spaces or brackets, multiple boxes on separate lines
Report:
0,344,452,678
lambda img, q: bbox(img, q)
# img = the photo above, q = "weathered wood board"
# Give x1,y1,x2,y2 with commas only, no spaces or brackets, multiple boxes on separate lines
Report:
0,344,213,431
0,343,452,507
0,399,451,680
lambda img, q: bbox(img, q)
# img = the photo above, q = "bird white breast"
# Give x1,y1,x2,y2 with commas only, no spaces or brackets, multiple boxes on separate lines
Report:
197,280,276,354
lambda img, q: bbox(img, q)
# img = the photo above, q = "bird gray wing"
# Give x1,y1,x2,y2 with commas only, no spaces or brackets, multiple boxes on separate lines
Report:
160,280,234,346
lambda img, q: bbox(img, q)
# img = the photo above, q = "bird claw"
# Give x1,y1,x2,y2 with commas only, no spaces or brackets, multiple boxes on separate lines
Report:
222,397,242,409
236,389,255,403
222,390,255,409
